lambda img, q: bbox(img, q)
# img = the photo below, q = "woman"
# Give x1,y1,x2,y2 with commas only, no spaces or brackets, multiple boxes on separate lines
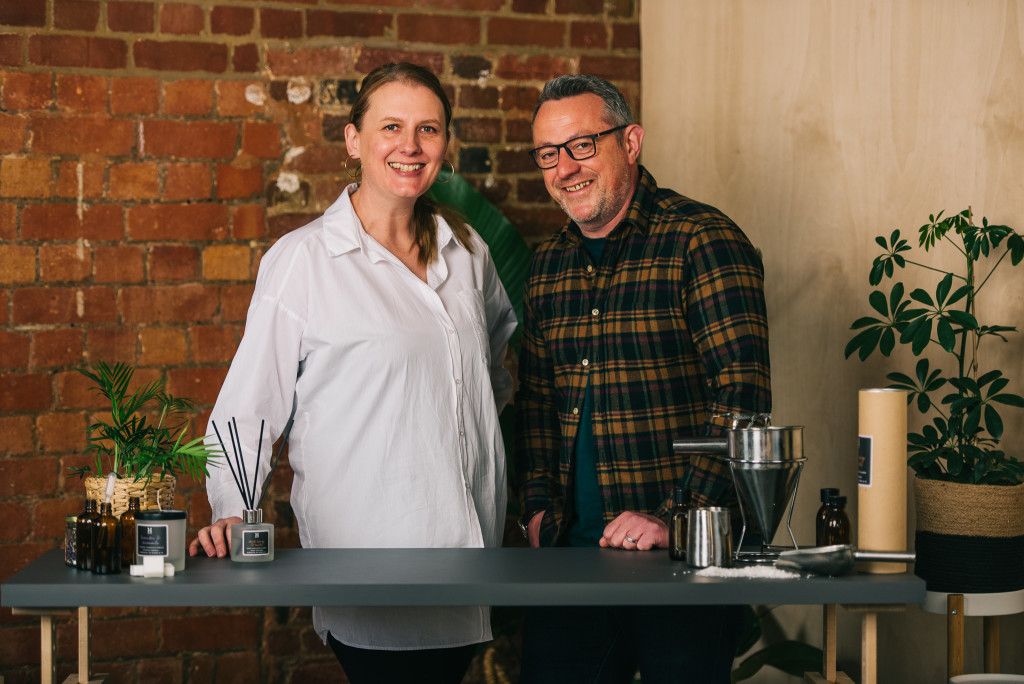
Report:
189,62,517,684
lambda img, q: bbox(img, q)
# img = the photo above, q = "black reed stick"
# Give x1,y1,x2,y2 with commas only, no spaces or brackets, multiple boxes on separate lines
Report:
212,417,268,512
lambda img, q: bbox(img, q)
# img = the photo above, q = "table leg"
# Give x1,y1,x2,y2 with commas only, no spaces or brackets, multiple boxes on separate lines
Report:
983,615,1000,673
824,604,837,681
41,613,56,684
948,594,965,679
78,606,90,683
860,612,877,684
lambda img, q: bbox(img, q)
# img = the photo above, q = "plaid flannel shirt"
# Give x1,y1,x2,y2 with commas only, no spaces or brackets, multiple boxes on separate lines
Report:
514,167,771,546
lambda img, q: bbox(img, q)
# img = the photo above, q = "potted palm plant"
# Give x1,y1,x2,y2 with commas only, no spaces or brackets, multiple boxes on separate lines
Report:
845,208,1024,592
72,361,221,516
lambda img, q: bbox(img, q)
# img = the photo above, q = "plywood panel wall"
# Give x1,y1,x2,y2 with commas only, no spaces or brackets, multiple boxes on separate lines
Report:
643,1,1024,680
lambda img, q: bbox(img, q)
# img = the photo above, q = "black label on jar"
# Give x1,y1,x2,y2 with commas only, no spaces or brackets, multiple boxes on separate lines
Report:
857,435,872,486
242,530,269,556
138,524,169,556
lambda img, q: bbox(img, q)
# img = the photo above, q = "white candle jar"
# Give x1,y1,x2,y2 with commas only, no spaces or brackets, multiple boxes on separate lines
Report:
135,510,186,572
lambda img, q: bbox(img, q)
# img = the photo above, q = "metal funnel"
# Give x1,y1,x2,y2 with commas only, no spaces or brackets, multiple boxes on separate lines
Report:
728,458,805,547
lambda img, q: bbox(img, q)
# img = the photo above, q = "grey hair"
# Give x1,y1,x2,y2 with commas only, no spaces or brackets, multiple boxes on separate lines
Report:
532,74,634,127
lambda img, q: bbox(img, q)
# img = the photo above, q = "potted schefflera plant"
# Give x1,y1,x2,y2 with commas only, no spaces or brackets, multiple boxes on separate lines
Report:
845,208,1024,593
72,361,221,517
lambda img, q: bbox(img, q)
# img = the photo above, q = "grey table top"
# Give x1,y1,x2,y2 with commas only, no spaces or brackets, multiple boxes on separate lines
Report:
2,548,926,609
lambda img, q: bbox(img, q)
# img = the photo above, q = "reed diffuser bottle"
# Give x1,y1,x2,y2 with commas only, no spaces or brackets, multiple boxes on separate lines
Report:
230,509,274,562
213,417,284,564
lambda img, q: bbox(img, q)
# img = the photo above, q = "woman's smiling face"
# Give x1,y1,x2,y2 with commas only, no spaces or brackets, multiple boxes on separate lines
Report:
345,81,448,204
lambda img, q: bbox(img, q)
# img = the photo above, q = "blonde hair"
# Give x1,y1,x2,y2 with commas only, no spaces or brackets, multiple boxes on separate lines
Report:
349,62,474,264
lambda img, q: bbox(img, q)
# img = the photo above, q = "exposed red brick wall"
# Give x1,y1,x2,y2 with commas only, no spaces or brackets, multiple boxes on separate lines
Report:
0,0,640,681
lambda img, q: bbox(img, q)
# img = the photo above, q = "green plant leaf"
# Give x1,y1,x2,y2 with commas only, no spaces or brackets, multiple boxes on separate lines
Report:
879,328,896,355
888,281,904,314
911,318,932,355
936,319,956,351
845,326,883,360
946,309,978,329
887,371,915,386
991,393,1024,408
984,404,1004,440
868,290,889,317
850,316,883,330
731,641,824,683
934,272,953,306
909,288,934,306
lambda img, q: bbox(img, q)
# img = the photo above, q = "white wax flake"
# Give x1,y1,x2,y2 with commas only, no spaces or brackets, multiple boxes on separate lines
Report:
286,78,311,104
244,84,267,107
275,172,300,194
695,565,801,579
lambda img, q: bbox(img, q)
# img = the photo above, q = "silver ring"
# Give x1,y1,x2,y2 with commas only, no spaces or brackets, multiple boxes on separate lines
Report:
624,535,637,544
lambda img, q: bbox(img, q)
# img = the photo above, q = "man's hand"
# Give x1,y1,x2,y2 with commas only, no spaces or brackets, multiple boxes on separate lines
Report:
188,516,242,558
600,511,668,551
526,510,545,548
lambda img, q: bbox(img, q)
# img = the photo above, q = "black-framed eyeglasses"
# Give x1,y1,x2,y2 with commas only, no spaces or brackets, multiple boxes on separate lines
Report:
528,125,628,169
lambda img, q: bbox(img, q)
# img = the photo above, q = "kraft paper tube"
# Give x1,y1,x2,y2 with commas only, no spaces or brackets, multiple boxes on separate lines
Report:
857,388,908,573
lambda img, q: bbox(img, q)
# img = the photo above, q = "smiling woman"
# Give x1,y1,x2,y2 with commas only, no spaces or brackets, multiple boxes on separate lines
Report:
341,63,470,275
189,62,518,684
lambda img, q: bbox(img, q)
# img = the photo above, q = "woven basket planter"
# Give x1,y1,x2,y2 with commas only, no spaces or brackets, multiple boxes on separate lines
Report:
914,477,1024,593
84,475,176,518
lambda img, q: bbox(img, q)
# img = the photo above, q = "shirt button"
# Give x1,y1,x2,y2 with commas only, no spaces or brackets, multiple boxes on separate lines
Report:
572,407,579,415
448,328,455,334
459,430,465,437
586,265,594,273
591,308,599,316
455,379,462,385
582,358,589,366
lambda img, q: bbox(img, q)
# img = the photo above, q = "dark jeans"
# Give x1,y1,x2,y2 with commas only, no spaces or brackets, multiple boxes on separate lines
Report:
327,632,476,684
520,604,744,684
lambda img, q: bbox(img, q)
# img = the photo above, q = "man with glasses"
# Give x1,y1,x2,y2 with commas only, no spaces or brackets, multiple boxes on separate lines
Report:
514,74,771,683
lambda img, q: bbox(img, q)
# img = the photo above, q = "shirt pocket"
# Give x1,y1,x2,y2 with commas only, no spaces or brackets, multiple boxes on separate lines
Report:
456,288,491,369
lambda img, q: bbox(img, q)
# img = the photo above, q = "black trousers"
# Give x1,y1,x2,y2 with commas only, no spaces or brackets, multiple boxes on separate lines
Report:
520,604,744,684
327,632,476,684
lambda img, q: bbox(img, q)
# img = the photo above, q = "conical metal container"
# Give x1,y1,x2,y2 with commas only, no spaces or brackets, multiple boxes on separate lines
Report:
673,423,806,558
729,458,805,547
726,426,805,555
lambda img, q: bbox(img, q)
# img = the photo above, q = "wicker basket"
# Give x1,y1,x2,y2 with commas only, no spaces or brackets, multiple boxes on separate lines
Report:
84,475,176,517
914,477,1024,593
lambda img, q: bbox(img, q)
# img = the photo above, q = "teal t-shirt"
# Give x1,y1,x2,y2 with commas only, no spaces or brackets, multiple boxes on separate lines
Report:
567,235,606,547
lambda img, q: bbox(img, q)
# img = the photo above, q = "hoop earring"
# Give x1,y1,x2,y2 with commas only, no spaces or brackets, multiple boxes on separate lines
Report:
436,160,455,184
344,156,361,180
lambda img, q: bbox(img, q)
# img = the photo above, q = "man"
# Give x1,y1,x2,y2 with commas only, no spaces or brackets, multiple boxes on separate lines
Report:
514,75,771,683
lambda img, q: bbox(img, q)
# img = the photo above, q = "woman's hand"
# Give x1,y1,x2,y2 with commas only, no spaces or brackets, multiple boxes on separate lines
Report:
188,516,242,558
600,511,669,551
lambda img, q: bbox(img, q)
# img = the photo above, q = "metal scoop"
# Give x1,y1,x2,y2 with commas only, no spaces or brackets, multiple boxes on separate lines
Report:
775,544,916,576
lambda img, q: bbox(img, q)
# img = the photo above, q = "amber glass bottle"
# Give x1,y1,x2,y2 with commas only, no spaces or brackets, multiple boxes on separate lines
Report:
92,502,121,574
822,495,851,546
76,499,100,571
669,486,689,560
815,488,840,546
120,496,140,567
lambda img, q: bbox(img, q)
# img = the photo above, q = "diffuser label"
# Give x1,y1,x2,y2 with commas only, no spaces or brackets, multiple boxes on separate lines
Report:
242,530,269,556
857,436,872,486
137,524,169,556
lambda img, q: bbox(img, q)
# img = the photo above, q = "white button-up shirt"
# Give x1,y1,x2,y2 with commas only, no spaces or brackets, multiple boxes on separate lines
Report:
205,184,517,649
